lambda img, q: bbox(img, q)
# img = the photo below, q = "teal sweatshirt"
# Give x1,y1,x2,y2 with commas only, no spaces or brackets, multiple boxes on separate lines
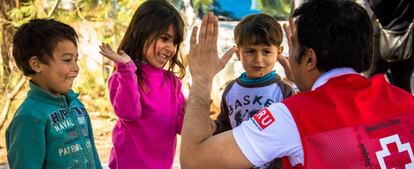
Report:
6,82,102,169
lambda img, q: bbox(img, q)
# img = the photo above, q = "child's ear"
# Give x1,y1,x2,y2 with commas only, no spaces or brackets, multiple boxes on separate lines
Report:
236,49,241,60
278,46,284,54
29,56,42,73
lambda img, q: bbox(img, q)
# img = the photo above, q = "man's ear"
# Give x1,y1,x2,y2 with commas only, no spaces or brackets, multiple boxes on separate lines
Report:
303,48,317,71
29,56,42,73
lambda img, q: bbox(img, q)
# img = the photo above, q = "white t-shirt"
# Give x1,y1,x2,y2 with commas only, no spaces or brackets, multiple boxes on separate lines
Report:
232,68,358,167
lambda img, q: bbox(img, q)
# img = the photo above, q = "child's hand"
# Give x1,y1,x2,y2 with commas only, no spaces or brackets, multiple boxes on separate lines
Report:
99,43,132,64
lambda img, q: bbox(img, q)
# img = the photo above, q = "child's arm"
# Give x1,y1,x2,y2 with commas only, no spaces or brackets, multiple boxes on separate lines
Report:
212,81,235,135
6,115,46,169
100,43,142,120
176,81,185,134
213,97,232,135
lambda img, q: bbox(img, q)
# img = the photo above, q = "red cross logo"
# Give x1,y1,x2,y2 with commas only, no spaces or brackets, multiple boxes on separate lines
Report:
376,134,414,169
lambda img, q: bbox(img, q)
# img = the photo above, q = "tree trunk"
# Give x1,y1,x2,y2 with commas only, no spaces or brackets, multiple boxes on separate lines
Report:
0,76,27,130
0,0,17,91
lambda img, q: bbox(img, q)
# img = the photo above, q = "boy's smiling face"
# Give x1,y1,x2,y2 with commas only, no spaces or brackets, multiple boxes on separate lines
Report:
31,40,79,95
237,44,283,79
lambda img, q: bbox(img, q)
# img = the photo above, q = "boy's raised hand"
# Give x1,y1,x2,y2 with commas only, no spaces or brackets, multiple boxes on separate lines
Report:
99,43,131,64
188,12,237,81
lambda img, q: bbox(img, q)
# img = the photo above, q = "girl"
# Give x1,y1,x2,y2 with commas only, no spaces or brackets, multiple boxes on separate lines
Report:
99,0,186,168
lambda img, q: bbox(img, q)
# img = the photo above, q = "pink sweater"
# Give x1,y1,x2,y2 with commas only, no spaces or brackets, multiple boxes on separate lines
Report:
108,61,185,169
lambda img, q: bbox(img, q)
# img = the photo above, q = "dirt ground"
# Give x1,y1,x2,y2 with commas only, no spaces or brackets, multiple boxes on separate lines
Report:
0,112,116,168
0,105,214,169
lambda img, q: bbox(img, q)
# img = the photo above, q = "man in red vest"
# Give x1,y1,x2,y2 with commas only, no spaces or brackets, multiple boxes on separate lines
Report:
180,0,414,168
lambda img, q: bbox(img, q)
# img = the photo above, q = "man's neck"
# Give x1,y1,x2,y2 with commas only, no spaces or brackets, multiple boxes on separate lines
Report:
311,68,358,91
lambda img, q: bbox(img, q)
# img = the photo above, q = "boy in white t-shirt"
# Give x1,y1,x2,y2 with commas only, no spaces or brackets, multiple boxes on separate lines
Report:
213,13,295,169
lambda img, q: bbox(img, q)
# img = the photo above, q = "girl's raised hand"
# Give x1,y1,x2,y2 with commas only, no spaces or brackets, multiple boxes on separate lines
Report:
99,42,131,64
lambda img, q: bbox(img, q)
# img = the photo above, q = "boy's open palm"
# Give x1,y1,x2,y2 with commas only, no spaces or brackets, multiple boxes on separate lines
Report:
99,43,131,64
188,12,236,81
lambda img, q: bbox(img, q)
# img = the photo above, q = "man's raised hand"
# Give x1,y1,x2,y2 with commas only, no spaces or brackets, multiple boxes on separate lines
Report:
188,12,237,81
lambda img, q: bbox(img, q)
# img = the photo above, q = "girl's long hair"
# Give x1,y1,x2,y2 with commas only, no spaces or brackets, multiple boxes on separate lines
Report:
118,0,186,89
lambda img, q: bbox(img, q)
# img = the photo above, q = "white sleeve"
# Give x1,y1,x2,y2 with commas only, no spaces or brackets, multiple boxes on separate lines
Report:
232,103,304,167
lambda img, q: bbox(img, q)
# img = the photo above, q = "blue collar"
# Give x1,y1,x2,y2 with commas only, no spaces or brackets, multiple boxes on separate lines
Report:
239,70,277,85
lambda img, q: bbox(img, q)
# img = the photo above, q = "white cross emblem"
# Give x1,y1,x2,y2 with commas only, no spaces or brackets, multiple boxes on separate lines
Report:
376,134,414,169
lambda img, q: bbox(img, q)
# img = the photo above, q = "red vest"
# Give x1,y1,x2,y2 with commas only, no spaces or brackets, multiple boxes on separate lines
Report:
282,74,414,169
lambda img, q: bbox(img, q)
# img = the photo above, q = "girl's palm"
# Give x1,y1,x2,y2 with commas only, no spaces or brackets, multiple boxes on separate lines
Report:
99,43,131,64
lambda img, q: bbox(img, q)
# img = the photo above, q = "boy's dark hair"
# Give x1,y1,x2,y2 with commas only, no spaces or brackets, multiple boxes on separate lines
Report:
293,0,373,73
118,0,186,87
234,13,283,47
12,18,79,76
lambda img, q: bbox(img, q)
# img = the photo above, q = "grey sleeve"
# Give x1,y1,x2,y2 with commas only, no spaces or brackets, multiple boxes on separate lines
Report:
278,80,296,99
213,80,236,135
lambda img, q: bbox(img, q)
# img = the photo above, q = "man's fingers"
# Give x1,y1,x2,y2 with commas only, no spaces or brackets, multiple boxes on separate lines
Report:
206,12,215,45
190,26,198,48
199,15,207,44
289,18,296,34
211,15,219,46
219,46,237,69
278,55,290,71
283,23,292,48
278,55,294,82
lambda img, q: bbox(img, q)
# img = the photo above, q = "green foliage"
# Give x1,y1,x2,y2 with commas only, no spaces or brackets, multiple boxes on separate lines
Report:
1,0,183,119
73,59,113,118
0,29,2,45
80,0,99,10
52,10,81,23
0,71,25,110
256,0,291,19
7,2,38,27
99,0,140,46
192,0,214,16
0,0,141,119
0,54,3,79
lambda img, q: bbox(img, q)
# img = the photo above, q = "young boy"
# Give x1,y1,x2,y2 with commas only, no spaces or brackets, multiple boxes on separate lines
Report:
5,19,102,169
213,13,295,169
